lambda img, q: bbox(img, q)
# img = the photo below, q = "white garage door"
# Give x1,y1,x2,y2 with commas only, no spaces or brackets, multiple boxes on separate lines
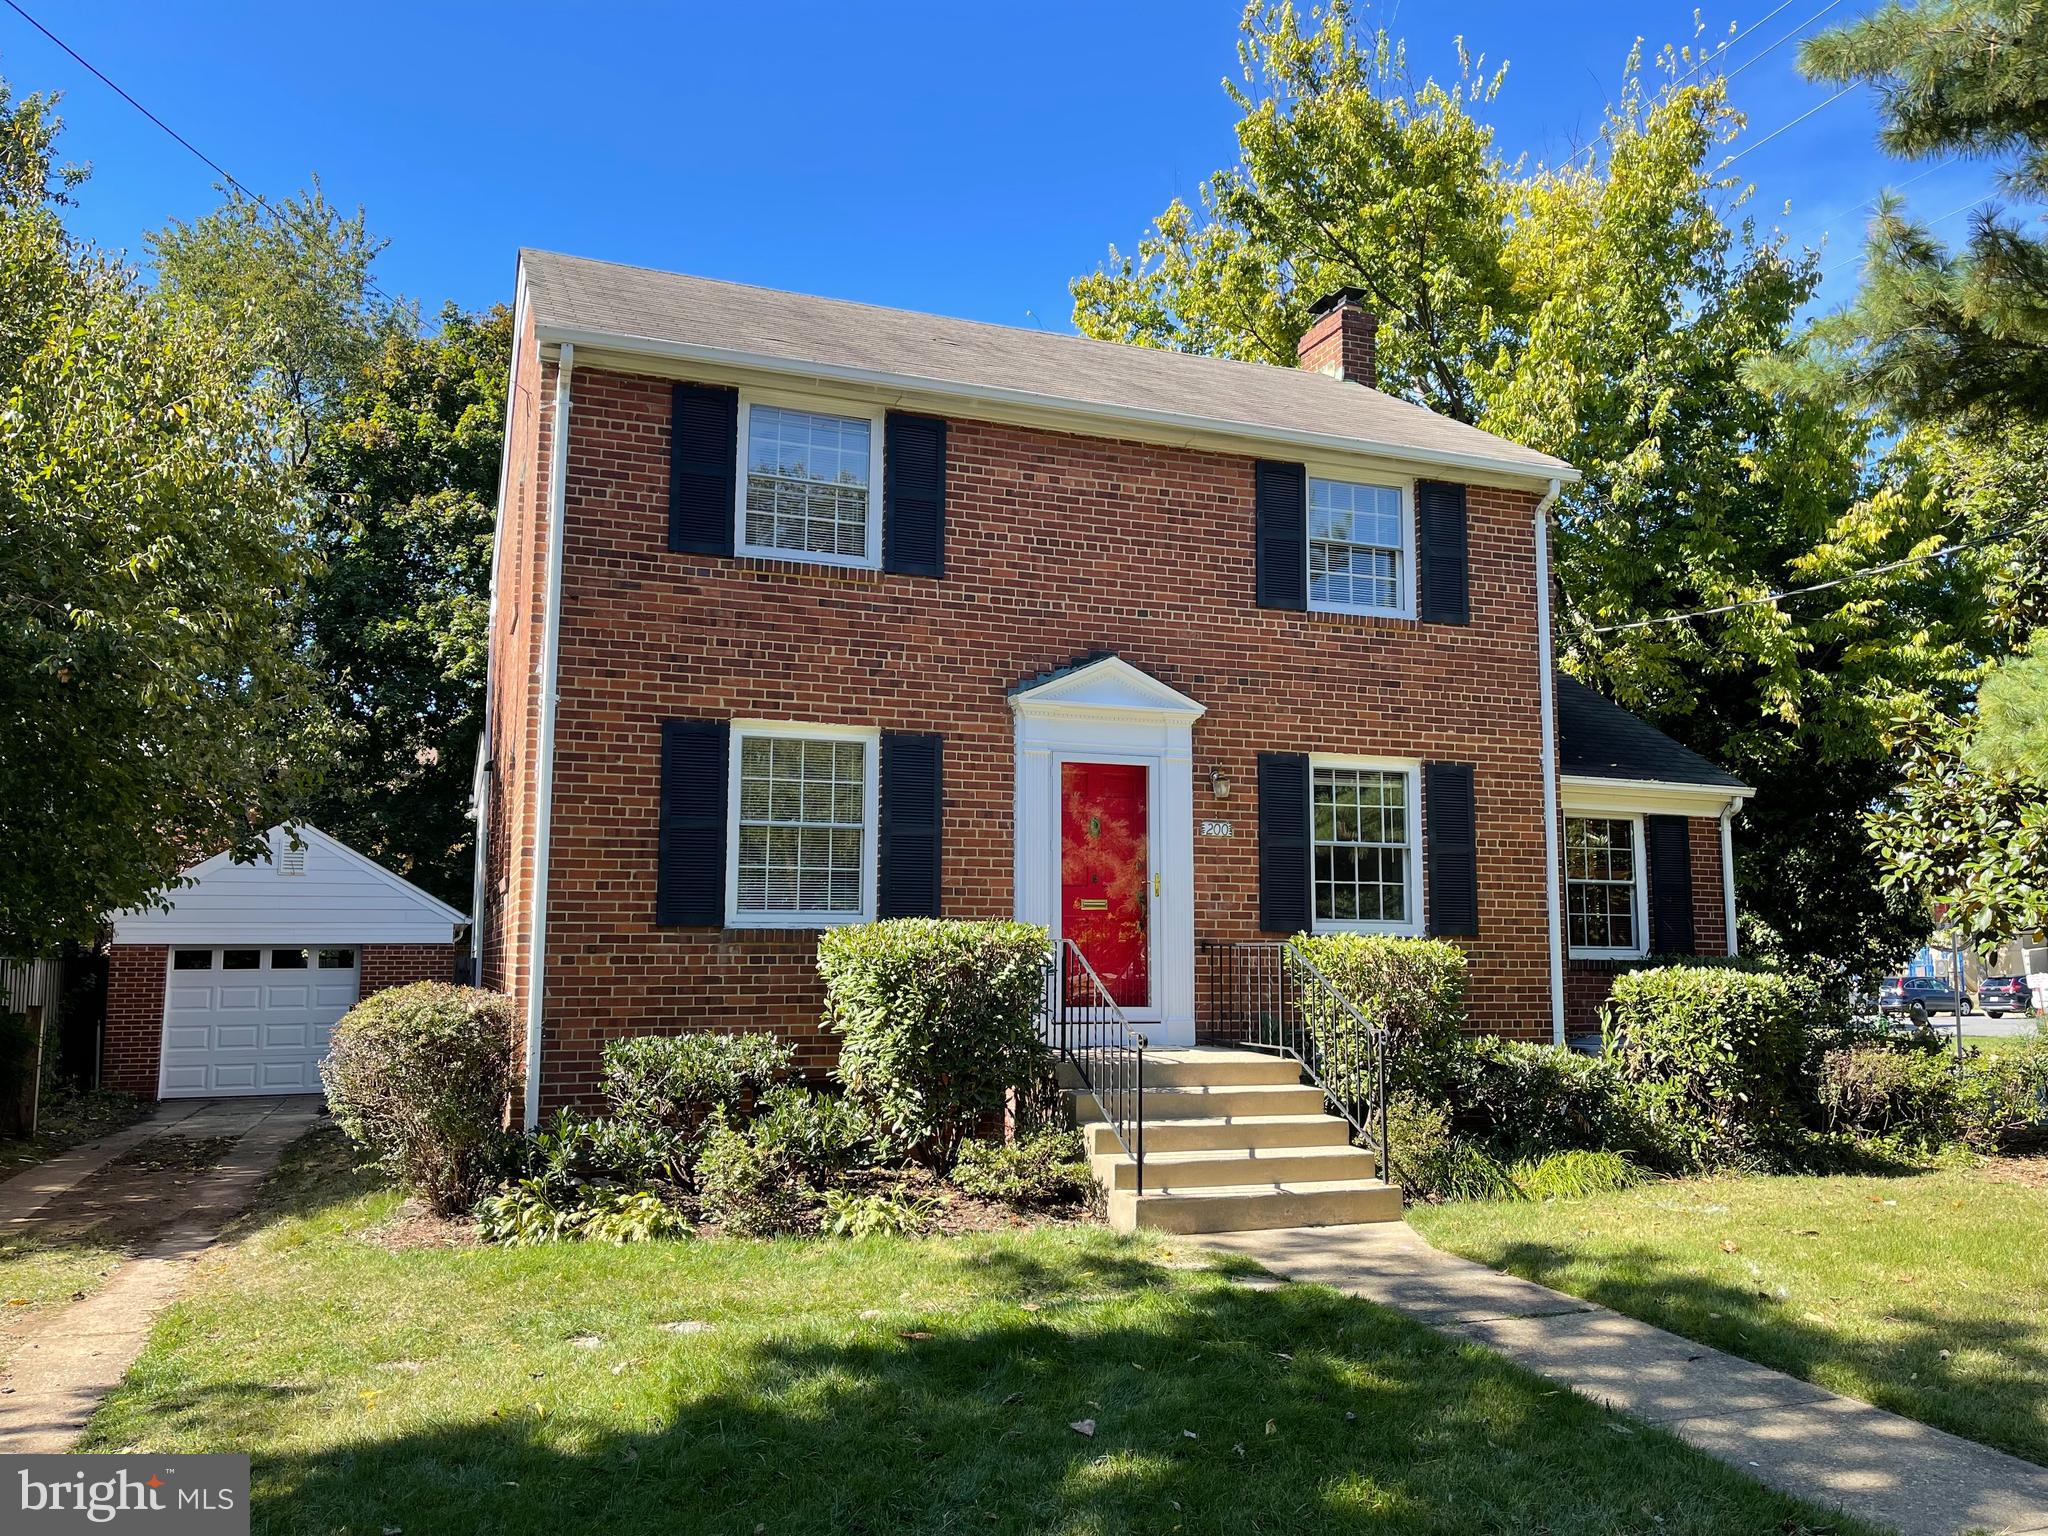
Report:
159,945,360,1098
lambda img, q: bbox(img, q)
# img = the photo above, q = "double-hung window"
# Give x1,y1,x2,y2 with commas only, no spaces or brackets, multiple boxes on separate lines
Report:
1565,815,1645,957
736,394,885,568
726,724,879,926
1308,475,1411,617
1310,759,1420,933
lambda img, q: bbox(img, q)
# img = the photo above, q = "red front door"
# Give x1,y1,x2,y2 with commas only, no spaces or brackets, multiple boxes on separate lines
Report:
1059,761,1150,1008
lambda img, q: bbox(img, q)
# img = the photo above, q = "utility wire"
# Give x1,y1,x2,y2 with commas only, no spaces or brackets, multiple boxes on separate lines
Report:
1723,82,1859,166
1588,520,2034,635
1,0,407,318
1723,0,1846,81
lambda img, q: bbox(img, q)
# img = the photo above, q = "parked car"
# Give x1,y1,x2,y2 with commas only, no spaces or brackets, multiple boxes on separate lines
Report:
1977,975,2033,1018
1878,975,1972,1016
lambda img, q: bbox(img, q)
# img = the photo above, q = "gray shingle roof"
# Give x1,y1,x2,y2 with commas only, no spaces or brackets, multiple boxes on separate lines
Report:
1556,675,1750,792
519,250,1576,482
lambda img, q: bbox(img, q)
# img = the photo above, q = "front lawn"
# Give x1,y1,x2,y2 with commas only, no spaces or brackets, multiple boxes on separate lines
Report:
79,1130,1871,1536
1412,1156,2048,1467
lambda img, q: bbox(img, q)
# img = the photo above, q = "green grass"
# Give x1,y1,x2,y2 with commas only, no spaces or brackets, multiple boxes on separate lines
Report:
77,1130,1873,1536
1,1230,123,1361
1413,1158,2048,1467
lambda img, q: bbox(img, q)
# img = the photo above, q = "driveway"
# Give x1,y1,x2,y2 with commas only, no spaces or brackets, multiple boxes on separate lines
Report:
0,1095,322,1452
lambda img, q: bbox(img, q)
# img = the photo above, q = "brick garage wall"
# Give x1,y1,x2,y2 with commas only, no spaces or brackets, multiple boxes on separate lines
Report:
103,943,168,1095
523,364,1560,1110
1561,811,1733,1033
359,943,457,994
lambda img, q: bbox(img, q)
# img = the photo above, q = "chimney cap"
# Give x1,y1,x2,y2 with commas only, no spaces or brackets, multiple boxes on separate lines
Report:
1307,286,1372,320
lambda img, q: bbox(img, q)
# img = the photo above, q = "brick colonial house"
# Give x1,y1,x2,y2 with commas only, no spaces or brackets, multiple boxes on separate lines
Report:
475,252,1750,1125
101,825,462,1098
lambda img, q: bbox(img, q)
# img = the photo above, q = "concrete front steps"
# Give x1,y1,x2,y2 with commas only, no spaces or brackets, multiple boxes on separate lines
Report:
1061,1048,1402,1235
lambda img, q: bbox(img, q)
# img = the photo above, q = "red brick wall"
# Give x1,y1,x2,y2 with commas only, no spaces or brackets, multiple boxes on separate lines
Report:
508,363,1561,1110
1560,811,1732,1034
360,943,457,993
103,944,168,1095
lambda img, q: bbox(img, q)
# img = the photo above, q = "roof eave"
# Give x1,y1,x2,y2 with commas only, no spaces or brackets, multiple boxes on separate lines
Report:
530,320,1581,490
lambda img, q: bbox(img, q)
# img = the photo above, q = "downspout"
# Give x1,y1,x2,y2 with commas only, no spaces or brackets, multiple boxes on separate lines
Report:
1720,799,1740,957
1533,477,1567,1046
523,342,574,1130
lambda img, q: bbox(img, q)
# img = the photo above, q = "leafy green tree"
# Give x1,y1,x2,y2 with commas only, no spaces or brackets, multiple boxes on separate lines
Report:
152,189,506,907
1073,3,2003,975
1800,0,2048,426
0,83,314,953
296,306,510,904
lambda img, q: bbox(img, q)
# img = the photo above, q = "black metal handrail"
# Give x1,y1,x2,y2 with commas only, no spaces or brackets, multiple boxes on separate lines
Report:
1049,939,1148,1195
1198,939,1392,1178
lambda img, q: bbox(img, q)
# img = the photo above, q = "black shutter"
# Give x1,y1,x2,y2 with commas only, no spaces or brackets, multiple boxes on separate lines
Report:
883,413,947,577
1257,752,1311,932
657,720,728,925
669,383,737,555
1416,480,1470,625
1647,814,1696,954
1424,762,1478,937
1255,460,1308,611
878,731,943,918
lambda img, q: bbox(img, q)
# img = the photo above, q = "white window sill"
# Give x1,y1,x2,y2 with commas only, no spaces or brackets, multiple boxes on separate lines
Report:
1569,947,1648,963
1308,602,1412,621
725,911,871,931
1313,920,1424,939
733,544,880,573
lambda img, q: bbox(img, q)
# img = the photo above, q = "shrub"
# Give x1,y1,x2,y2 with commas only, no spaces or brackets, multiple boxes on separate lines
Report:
818,1187,939,1238
1289,935,1466,1098
1603,963,1806,1168
748,1084,879,1186
1446,1037,1641,1159
321,983,517,1214
601,1032,793,1146
818,919,1052,1168
1818,1045,1961,1144
695,1112,817,1236
1511,1149,1644,1201
1956,1036,2048,1150
476,1181,688,1245
517,1110,685,1194
951,1128,1092,1208
1385,1091,1520,1203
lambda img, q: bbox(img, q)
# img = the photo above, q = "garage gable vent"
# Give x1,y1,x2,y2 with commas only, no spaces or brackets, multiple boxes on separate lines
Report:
278,844,306,877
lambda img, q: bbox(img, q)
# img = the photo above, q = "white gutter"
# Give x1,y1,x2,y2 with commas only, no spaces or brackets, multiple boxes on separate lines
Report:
1720,801,1740,957
533,322,1582,491
1533,477,1567,1046
523,341,574,1129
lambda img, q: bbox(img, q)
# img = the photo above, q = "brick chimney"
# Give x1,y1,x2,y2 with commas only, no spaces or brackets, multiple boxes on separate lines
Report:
1297,287,1378,388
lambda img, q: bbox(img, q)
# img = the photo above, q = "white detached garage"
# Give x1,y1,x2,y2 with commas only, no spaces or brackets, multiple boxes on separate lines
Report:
109,825,464,1099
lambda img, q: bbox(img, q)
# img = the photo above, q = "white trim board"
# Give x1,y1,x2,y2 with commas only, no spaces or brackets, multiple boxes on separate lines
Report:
1562,775,1748,818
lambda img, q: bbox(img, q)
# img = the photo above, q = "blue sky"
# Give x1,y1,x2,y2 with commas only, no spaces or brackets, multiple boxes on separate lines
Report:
0,1,2010,331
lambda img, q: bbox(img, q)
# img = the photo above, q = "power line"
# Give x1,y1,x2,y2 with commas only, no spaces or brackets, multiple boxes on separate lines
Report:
1722,81,1859,166
1724,0,1847,81
1588,520,2033,635
0,0,407,318
1821,184,2000,277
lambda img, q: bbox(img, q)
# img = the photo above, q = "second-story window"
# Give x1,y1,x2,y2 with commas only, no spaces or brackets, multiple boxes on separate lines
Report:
737,397,884,567
1308,475,1410,617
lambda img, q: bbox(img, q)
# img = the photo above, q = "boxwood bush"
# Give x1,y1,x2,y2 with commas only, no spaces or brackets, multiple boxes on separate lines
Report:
600,1031,793,1147
1288,934,1466,1097
321,983,517,1214
1604,963,1806,1167
818,918,1051,1169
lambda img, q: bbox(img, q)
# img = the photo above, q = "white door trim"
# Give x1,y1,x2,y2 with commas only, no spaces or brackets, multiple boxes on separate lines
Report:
1010,657,1202,1046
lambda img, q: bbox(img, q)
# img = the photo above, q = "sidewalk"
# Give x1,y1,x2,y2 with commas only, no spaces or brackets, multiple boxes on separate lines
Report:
1203,1221,2048,1536
0,1095,323,1453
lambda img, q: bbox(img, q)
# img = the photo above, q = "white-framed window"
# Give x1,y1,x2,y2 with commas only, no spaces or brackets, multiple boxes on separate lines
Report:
1309,757,1422,934
734,389,886,569
1565,815,1646,958
1308,473,1413,618
725,721,880,927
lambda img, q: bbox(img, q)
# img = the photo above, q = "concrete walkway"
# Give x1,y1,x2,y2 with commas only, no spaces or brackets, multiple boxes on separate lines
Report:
0,1095,322,1453
1203,1221,2048,1536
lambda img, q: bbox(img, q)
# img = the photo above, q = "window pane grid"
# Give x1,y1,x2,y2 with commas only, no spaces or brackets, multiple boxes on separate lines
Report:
1565,817,1638,951
1309,478,1403,611
735,735,866,916
1312,766,1409,925
742,405,871,559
